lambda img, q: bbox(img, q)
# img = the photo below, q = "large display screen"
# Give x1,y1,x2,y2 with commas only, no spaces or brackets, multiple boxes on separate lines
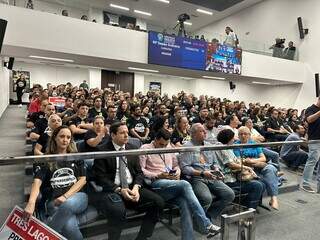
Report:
206,43,242,74
148,31,207,71
148,31,242,74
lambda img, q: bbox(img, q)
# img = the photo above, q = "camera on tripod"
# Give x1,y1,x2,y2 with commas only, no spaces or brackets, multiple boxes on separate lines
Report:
178,13,190,23
175,13,190,37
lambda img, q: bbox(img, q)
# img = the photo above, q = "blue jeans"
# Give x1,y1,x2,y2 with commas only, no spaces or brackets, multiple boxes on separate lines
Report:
226,180,264,209
190,179,235,219
302,142,320,186
282,150,308,169
258,165,278,196
263,148,280,170
46,192,88,240
151,179,211,240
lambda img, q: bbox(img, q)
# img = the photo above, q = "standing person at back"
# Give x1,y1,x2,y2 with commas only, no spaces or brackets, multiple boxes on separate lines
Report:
223,26,238,48
301,97,320,193
15,74,26,107
79,80,89,90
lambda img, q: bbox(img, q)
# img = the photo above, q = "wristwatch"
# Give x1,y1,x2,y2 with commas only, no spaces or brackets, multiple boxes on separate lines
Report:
115,187,122,194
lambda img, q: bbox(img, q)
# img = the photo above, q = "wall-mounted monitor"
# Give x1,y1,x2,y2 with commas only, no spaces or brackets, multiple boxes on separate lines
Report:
148,31,207,71
148,31,242,74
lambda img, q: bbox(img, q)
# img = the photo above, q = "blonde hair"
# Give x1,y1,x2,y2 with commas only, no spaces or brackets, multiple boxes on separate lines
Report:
238,126,251,135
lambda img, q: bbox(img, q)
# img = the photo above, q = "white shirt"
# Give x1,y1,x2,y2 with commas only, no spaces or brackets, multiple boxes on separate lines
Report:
224,125,239,138
224,32,237,47
112,141,133,186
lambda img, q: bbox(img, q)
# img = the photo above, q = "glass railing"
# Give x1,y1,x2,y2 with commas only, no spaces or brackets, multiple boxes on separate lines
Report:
197,30,299,61
0,137,316,239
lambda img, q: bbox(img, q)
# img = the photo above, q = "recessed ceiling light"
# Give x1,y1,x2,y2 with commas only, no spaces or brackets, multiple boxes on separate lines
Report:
134,10,152,16
202,76,225,80
110,3,129,11
128,67,159,73
29,55,74,62
252,81,272,85
155,0,170,3
196,9,213,15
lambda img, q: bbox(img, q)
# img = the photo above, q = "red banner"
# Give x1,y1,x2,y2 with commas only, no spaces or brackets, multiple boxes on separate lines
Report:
0,206,66,240
49,97,65,107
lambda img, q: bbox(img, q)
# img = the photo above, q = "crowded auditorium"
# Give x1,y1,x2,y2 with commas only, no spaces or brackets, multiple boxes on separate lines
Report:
0,0,319,240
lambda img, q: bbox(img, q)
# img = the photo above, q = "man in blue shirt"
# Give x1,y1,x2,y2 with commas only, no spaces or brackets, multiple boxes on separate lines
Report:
180,123,235,220
280,125,308,171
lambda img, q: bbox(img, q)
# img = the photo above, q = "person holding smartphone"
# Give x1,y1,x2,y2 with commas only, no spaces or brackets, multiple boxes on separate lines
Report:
179,123,235,220
140,128,221,239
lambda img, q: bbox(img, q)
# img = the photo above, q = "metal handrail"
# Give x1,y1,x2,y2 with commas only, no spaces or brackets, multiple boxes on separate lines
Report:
0,139,317,166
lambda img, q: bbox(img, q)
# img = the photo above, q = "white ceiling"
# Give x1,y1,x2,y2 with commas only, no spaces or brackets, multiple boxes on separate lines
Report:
39,0,264,32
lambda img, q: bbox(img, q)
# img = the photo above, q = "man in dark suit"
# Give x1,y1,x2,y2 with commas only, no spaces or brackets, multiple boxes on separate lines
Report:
93,122,165,240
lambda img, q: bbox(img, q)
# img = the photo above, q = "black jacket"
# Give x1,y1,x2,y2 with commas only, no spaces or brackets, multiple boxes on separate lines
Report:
92,140,144,192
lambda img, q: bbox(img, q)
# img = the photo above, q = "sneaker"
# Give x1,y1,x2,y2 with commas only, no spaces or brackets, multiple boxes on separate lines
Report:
206,224,221,238
300,185,316,193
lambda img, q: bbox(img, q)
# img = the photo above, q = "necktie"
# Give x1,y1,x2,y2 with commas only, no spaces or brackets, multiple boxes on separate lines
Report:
119,147,129,188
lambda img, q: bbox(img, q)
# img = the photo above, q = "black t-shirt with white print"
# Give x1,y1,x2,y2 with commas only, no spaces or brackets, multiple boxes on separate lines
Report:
127,117,148,137
34,160,85,199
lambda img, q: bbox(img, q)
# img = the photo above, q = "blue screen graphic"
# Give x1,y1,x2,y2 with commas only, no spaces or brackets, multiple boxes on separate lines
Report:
148,31,207,71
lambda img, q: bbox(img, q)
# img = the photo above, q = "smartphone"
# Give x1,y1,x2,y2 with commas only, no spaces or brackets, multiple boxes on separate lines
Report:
211,170,224,179
107,193,122,203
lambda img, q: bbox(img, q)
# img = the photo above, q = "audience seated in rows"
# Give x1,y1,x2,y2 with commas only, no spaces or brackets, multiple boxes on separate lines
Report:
24,81,309,239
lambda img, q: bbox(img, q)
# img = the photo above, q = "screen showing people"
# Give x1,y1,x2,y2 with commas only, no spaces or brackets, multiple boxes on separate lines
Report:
148,31,242,75
206,43,242,74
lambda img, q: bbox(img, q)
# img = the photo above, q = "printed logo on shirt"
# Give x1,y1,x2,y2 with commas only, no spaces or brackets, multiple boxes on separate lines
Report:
17,81,25,88
134,123,145,133
182,135,191,144
50,167,77,189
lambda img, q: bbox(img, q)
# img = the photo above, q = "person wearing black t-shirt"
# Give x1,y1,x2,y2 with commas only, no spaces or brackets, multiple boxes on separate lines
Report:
30,104,56,141
27,99,49,129
264,109,289,141
171,116,191,147
57,97,73,114
301,98,320,193
84,116,109,152
192,106,209,124
24,126,88,239
68,102,93,141
88,96,108,122
116,100,130,123
127,105,149,143
34,114,62,155
105,105,119,131
15,74,26,106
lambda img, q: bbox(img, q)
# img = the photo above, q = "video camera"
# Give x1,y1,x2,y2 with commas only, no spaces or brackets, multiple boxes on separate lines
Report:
178,13,190,23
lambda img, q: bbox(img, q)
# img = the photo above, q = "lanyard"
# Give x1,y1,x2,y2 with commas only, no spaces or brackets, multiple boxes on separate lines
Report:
153,142,171,172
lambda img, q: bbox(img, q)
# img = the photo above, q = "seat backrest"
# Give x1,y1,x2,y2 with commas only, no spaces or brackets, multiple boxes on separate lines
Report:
128,137,142,148
76,140,87,153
